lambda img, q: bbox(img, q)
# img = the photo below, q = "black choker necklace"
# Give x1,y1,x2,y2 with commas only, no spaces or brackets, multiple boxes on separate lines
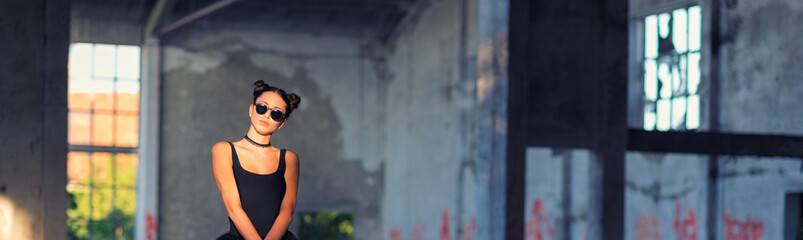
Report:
244,135,271,147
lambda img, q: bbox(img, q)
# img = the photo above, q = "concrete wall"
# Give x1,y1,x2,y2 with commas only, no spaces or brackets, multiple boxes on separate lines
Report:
382,0,479,239
625,152,710,240
158,27,386,239
158,0,482,239
718,0,803,135
0,0,70,240
525,148,591,240
624,0,803,240
716,0,803,239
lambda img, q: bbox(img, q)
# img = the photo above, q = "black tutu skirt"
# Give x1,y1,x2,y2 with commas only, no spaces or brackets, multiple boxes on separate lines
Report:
216,231,296,240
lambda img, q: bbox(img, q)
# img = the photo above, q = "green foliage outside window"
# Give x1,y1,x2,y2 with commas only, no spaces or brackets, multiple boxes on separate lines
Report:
299,211,355,240
66,153,137,240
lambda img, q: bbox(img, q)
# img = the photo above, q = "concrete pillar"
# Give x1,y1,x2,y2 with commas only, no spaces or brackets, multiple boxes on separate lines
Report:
135,38,161,240
476,0,508,239
0,0,70,239
505,0,628,239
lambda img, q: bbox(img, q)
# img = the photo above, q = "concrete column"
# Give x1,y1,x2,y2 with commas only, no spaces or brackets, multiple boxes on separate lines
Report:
505,0,628,238
476,0,508,239
0,0,70,239
588,0,629,238
136,38,161,240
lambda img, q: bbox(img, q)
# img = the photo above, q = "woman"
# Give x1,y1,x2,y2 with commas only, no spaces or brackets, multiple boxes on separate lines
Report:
213,80,301,240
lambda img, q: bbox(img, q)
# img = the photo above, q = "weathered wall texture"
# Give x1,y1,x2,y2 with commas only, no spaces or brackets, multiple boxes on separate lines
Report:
624,0,803,240
0,0,70,240
382,0,480,239
159,28,386,239
525,148,591,240
716,0,803,239
625,152,709,240
719,0,803,135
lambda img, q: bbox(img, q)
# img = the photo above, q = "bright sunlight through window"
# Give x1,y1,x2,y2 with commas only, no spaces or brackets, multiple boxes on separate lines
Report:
67,43,141,240
643,6,701,131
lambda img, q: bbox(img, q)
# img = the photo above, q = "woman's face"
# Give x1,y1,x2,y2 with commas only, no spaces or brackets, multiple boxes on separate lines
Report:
250,91,287,135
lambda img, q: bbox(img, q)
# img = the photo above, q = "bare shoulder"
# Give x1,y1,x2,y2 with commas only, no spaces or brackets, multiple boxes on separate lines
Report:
284,149,299,163
211,141,232,162
212,141,231,152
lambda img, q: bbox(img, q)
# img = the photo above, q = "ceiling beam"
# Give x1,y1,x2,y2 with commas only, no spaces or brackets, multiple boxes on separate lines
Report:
379,0,429,44
628,129,803,158
144,0,177,39
157,0,241,36
240,0,404,12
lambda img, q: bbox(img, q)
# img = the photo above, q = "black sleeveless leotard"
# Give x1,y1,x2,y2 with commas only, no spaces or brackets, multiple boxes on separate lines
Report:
224,142,287,239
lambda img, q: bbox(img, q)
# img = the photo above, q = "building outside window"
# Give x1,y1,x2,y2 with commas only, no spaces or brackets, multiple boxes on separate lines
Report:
67,43,141,239
642,5,701,131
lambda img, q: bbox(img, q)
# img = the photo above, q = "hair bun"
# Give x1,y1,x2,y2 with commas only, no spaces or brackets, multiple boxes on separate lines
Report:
286,93,301,111
253,80,268,97
256,80,270,86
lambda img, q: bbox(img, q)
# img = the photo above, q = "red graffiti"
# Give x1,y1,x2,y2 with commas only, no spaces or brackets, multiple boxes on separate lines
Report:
723,214,764,240
526,199,554,240
440,211,450,240
146,211,156,240
635,214,662,240
412,221,426,240
389,228,403,240
463,217,477,240
673,202,698,240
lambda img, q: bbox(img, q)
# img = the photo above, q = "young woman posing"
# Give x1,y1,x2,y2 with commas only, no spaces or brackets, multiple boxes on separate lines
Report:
213,80,300,240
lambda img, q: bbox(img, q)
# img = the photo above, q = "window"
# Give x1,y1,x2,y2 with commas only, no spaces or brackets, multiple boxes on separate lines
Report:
642,6,701,131
67,43,140,239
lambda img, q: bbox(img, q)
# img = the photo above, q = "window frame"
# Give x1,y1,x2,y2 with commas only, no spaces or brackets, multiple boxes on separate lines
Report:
67,42,142,239
628,1,703,132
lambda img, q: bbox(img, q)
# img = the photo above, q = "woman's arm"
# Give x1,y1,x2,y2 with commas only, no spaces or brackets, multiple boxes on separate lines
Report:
212,141,262,240
264,150,300,240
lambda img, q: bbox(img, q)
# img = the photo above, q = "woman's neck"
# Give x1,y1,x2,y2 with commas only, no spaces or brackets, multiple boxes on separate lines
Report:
245,128,272,146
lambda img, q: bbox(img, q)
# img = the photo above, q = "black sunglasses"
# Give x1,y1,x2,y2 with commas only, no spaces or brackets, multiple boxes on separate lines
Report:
255,103,286,121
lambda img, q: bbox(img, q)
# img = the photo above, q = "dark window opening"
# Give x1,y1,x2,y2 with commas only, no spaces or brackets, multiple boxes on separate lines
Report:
784,192,803,240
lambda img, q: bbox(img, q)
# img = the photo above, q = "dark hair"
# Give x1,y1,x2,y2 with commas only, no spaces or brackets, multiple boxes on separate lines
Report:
252,80,301,119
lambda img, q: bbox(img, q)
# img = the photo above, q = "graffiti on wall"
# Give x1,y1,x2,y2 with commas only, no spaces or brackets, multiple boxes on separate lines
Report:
388,210,477,240
635,202,700,240
673,202,697,240
146,211,157,240
440,211,450,240
412,220,426,240
463,217,477,240
723,214,764,240
635,214,663,240
526,199,555,240
389,228,403,240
